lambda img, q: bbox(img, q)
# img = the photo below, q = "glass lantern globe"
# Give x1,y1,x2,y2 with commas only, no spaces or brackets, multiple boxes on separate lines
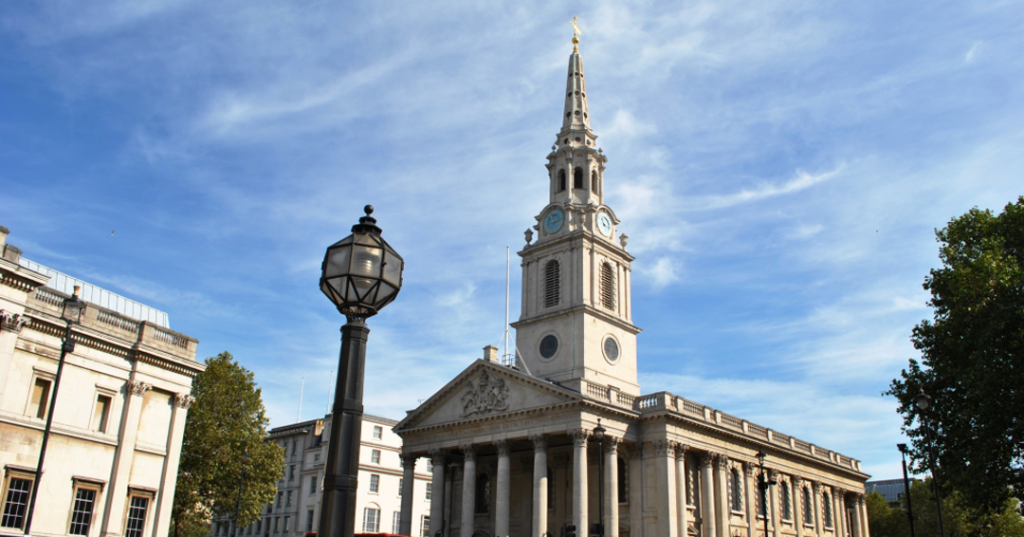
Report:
320,206,404,319
62,286,87,324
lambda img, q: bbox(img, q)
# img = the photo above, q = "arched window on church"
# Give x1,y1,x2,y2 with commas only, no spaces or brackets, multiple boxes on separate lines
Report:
475,474,490,514
781,481,792,520
618,457,627,503
823,492,833,527
558,169,566,192
601,262,615,310
802,486,812,521
545,260,560,308
592,170,599,193
730,468,743,512
573,167,584,189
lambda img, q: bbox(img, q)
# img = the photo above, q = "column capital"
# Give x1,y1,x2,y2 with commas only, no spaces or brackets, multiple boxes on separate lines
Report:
461,444,477,462
174,393,195,409
835,487,847,498
428,448,446,462
495,439,511,457
399,453,418,466
674,443,689,459
128,379,152,397
653,439,673,456
714,452,729,468
604,436,621,453
793,476,804,488
813,481,822,493
570,428,589,447
700,451,715,468
745,462,756,477
530,434,548,451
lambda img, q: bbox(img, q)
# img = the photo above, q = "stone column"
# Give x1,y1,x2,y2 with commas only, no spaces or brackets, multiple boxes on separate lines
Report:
715,455,729,537
100,379,151,537
628,444,644,537
812,482,822,536
606,437,621,537
744,463,757,537
850,493,863,537
835,489,846,537
770,471,781,537
700,452,716,537
399,454,417,536
571,429,589,536
654,440,679,537
461,445,477,537
531,435,548,537
496,440,511,537
153,393,194,537
793,477,804,535
675,445,689,537
858,495,870,537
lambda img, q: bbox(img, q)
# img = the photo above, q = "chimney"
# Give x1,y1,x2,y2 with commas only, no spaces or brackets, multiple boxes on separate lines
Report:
1,225,21,263
483,345,499,363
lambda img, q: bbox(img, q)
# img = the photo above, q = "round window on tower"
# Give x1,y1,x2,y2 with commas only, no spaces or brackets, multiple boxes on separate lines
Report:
603,336,620,363
539,334,559,359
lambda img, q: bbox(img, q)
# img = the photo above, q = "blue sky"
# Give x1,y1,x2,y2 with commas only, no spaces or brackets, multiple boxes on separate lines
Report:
2,1,1021,481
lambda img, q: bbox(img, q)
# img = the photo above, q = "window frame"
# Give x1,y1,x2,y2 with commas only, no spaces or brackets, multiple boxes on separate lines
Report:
362,507,380,533
1,467,36,531
372,425,383,440
68,477,105,536
369,474,380,494
27,370,55,420
420,515,430,537
392,510,401,534
123,488,155,537
90,388,117,434
371,449,381,464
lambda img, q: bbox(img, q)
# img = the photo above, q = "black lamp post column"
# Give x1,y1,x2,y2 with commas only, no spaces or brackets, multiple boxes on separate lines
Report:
593,420,606,537
897,444,916,537
756,451,776,537
913,390,945,537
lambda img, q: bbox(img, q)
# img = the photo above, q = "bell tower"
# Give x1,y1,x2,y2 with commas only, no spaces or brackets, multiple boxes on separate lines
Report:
512,37,642,396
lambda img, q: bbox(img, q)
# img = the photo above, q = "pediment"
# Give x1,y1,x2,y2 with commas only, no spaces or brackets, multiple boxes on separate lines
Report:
395,360,581,432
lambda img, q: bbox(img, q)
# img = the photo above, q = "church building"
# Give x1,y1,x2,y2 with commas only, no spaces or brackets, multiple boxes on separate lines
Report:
393,39,871,537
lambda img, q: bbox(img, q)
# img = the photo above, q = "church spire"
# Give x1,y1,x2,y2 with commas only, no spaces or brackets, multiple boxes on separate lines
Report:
561,22,592,137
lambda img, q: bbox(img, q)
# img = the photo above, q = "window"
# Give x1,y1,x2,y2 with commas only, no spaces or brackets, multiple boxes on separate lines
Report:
558,169,566,192
618,458,627,503
802,486,813,523
730,468,743,512
372,425,383,440
592,171,599,193
823,492,833,528
427,459,434,473
371,450,381,464
314,453,319,462
256,520,262,535
398,478,403,498
420,515,430,537
392,511,401,534
544,260,560,308
601,262,615,309
277,491,282,507
29,377,52,419
69,482,102,535
286,490,292,507
93,394,112,433
289,465,295,481
306,510,314,533
310,476,317,494
125,494,150,537
781,482,792,520
756,479,767,519
283,517,290,532
291,440,296,456
1,471,34,530
362,508,380,533
274,518,280,533
573,167,584,189
425,482,431,501
369,474,380,493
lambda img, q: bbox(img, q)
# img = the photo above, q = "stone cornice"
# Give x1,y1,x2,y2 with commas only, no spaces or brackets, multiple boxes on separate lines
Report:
510,303,642,335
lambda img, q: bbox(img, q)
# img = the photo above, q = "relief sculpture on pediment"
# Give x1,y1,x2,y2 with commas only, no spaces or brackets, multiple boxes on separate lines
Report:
460,371,510,418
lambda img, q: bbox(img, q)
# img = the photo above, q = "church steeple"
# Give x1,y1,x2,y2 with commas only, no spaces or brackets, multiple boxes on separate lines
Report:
561,44,592,136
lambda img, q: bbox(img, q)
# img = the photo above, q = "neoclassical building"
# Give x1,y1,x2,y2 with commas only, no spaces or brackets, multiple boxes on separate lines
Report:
0,226,201,537
393,42,871,537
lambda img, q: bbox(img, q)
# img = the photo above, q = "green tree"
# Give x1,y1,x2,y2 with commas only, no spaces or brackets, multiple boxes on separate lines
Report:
171,352,284,537
887,196,1024,516
868,479,1024,537
867,490,909,537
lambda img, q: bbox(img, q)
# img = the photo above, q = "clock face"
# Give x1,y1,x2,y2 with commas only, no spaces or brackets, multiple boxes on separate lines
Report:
597,212,613,237
543,208,565,234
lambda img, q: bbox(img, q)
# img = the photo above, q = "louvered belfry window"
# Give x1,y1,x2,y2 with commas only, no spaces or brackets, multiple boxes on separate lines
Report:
601,262,615,309
545,260,560,308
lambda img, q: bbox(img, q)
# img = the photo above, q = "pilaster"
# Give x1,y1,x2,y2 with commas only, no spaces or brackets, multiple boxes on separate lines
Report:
100,379,151,537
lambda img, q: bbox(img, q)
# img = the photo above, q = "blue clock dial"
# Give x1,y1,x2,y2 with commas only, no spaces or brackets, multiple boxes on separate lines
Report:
544,209,565,234
597,212,613,237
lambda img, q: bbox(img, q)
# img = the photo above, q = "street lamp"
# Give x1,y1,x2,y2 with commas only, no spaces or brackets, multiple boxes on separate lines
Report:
318,206,404,537
913,389,945,537
755,450,777,537
25,285,86,534
896,443,916,537
593,419,606,537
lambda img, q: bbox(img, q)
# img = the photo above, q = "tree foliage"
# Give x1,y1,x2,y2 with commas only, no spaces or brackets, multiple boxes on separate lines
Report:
171,352,284,537
887,196,1024,515
867,480,1024,537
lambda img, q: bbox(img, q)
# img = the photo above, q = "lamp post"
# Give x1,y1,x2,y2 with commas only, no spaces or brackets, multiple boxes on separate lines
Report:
593,419,606,537
318,206,404,537
233,448,250,537
912,389,945,537
756,450,777,537
24,285,86,534
896,443,916,537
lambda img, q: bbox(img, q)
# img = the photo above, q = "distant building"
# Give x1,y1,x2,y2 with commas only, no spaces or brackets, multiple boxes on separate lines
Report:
0,225,202,537
212,414,432,537
866,479,918,508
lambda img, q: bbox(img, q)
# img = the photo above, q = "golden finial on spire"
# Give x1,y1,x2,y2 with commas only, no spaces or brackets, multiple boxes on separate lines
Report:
571,16,581,51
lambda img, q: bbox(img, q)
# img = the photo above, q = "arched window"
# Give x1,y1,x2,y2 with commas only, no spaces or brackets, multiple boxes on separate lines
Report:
802,486,812,521
755,479,765,518
475,474,490,514
573,167,584,189
730,468,743,512
618,457,627,503
781,482,792,520
592,170,598,193
601,262,615,309
558,169,566,192
544,260,560,308
823,492,833,527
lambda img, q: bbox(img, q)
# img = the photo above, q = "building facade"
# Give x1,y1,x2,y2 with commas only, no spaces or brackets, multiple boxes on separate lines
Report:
214,414,432,537
0,226,202,537
392,42,872,537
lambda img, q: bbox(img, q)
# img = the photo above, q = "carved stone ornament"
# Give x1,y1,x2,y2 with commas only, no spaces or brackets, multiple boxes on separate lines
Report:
0,310,29,333
604,436,621,453
460,371,510,418
653,439,671,457
745,463,756,477
700,451,715,468
128,380,152,397
429,449,446,465
676,443,689,459
525,228,534,245
619,234,629,249
530,434,547,451
460,444,477,462
570,429,589,447
174,393,195,409
495,439,511,457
